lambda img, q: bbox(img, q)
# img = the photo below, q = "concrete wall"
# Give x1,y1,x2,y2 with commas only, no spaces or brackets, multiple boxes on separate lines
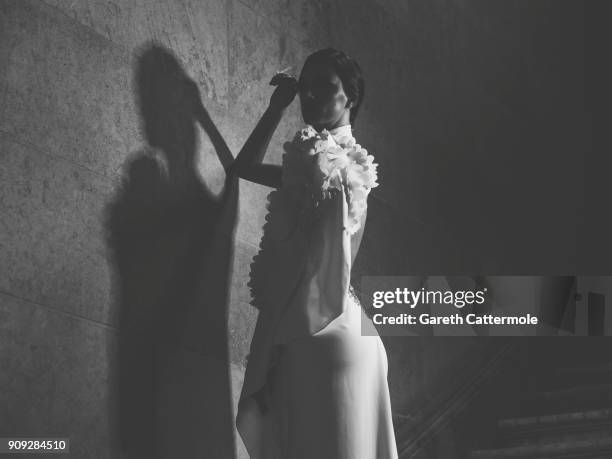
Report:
1,1,588,458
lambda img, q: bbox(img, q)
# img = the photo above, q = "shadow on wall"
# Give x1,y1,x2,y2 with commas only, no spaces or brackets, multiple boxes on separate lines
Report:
103,42,238,458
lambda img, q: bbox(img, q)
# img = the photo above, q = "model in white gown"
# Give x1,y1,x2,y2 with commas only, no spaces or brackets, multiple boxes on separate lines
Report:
236,124,398,459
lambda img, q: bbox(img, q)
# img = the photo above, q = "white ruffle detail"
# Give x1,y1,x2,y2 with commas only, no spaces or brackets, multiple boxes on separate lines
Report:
281,124,378,235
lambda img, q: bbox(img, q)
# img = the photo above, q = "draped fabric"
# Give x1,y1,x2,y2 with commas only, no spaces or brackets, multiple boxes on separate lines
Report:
236,124,397,458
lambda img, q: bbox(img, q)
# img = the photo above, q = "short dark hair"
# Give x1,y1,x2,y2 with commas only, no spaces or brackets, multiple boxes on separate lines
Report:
302,48,365,126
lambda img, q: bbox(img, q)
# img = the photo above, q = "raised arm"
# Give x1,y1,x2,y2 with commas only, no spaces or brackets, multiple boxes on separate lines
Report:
230,107,284,188
230,73,299,189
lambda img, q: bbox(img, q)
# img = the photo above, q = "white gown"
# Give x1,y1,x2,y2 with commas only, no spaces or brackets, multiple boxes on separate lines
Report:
236,124,398,459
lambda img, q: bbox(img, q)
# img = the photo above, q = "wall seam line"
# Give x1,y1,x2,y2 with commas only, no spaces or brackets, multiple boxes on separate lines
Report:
0,289,119,333
38,0,130,55
0,126,120,184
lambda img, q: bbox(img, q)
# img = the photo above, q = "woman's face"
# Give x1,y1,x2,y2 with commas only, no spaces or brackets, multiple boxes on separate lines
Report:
298,60,352,131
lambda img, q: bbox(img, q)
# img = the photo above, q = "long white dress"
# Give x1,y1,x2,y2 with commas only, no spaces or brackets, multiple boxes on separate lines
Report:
236,124,398,459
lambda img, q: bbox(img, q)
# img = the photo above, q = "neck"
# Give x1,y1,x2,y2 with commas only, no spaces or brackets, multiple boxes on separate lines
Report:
314,121,351,133
313,112,352,132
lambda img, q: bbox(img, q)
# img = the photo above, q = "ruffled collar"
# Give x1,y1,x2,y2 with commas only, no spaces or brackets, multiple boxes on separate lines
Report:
307,123,353,142
283,123,377,235
328,123,353,140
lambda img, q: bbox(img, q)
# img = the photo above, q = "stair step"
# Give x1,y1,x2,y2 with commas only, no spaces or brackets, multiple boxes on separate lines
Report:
508,429,612,449
552,363,612,389
556,362,612,376
522,384,612,415
498,409,612,448
469,434,612,458
499,409,612,430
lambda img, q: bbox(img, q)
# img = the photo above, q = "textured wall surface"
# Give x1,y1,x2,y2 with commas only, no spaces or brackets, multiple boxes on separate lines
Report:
1,1,589,458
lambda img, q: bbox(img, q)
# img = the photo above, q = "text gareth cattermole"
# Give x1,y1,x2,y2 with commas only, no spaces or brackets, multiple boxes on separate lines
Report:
372,287,487,309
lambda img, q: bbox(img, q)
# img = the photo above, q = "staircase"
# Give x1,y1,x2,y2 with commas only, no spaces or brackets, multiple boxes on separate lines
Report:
468,361,612,458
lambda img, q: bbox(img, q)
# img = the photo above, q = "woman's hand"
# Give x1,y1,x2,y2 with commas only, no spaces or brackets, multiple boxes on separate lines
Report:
268,72,298,112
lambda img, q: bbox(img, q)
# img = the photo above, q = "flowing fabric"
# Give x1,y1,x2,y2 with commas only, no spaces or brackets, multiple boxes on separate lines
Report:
236,124,398,459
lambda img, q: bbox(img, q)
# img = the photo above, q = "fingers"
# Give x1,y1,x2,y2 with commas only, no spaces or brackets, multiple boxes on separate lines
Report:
269,72,298,88
269,72,292,83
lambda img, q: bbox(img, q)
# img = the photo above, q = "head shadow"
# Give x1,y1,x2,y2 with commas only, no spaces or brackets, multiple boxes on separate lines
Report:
103,42,238,458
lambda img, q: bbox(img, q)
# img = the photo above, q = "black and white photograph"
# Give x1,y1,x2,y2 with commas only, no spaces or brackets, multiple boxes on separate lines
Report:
0,0,609,458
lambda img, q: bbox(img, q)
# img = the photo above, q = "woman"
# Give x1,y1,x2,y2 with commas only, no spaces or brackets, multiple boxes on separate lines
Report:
233,48,398,459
